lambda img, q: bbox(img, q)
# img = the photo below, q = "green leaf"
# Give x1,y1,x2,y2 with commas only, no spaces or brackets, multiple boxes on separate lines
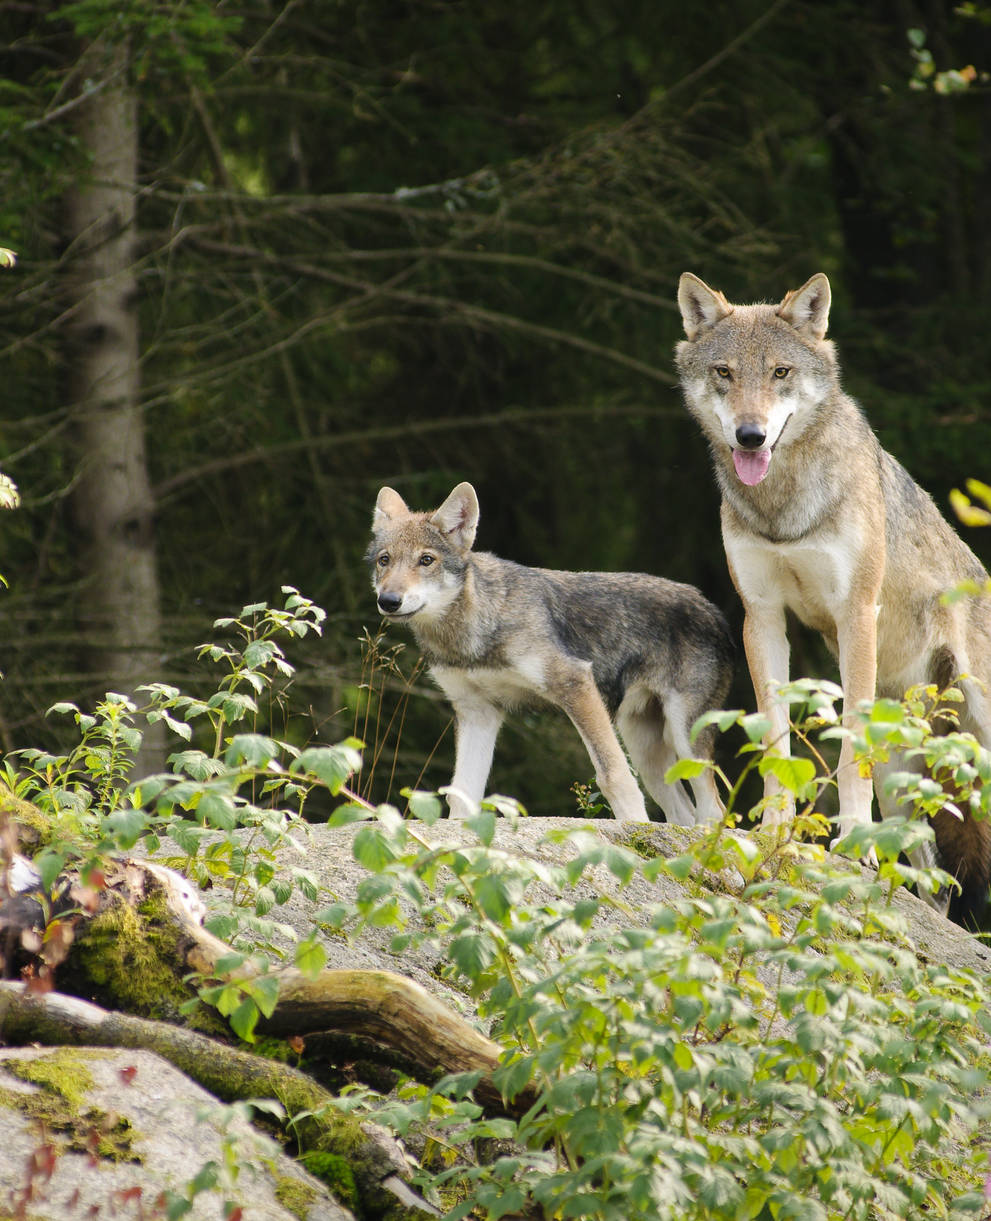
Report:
243,639,279,669
465,807,497,844
229,997,259,1043
406,790,443,824
271,878,292,905
740,712,772,743
213,952,250,975
328,802,371,828
663,853,695,880
294,744,362,794
159,712,193,742
449,932,492,978
34,849,66,892
604,845,635,884
197,790,237,830
474,874,511,922
691,707,746,739
672,1041,695,1071
164,1191,194,1220
758,754,816,793
225,734,279,768
247,973,281,1018
104,806,149,849
665,757,707,782
295,935,327,979
315,903,349,929
492,1055,535,1102
292,869,319,901
352,826,396,872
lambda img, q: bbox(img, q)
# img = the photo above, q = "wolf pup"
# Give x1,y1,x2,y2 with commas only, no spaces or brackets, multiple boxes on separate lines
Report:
676,270,991,916
367,482,733,824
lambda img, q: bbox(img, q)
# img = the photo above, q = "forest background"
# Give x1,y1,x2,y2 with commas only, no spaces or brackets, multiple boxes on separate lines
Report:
2,0,990,818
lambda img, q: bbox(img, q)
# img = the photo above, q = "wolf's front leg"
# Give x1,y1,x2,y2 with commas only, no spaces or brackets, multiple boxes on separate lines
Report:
447,700,504,818
833,603,879,842
741,604,794,827
557,664,649,823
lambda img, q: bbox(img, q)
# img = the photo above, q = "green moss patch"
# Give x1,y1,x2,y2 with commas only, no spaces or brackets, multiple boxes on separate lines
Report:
274,1173,320,1220
298,1151,359,1211
66,886,223,1034
2,1049,140,1163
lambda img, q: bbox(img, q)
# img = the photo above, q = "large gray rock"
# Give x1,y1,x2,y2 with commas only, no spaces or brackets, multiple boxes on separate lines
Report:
0,1045,354,1221
267,816,991,985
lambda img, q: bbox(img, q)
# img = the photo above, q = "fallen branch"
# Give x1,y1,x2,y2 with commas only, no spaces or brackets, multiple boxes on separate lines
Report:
140,860,533,1115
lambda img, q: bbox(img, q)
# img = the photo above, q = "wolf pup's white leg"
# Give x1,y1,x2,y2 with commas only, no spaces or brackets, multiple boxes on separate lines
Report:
446,700,504,819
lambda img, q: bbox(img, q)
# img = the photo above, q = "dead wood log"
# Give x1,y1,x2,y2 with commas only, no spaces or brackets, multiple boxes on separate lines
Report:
0,981,440,1219
2,855,537,1118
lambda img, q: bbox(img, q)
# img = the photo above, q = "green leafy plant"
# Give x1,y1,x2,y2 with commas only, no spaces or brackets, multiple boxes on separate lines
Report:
8,588,991,1217
307,803,991,1220
3,588,353,1036
295,680,991,1220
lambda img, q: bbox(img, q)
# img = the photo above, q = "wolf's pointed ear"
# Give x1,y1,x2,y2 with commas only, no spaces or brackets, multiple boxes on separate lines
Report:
431,482,479,553
678,273,733,339
776,273,831,339
373,486,409,529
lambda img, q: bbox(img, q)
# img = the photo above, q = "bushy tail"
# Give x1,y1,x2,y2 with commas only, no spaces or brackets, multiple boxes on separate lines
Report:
933,808,991,927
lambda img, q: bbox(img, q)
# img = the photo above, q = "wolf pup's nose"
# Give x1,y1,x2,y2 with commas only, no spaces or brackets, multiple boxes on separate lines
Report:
377,592,403,614
735,422,766,450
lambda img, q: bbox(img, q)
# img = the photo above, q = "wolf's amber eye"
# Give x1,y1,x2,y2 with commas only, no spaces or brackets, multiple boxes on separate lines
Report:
773,366,790,379
377,553,389,567
714,365,731,379
418,553,435,567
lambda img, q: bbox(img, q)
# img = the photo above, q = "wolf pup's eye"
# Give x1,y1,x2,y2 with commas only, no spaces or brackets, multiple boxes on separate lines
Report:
714,365,731,379
773,366,790,379
377,553,389,567
418,553,435,567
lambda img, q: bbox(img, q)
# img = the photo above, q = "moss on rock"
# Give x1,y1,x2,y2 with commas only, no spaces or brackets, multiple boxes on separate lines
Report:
2,1048,140,1163
298,1151,359,1212
274,1172,321,1219
67,886,224,1034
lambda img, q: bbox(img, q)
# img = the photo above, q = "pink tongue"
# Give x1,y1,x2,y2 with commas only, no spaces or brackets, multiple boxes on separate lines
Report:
733,448,771,486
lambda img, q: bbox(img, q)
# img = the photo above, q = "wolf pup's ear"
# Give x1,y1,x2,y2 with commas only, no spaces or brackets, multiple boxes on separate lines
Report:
678,273,733,339
373,486,409,529
776,273,831,340
431,482,479,553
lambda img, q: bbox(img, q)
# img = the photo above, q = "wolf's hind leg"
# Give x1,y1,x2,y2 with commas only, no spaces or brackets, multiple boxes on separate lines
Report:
616,703,696,826
618,689,723,825
872,754,952,914
555,663,649,823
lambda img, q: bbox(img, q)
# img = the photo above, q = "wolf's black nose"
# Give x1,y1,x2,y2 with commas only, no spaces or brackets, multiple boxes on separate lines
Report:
735,422,766,450
377,592,403,614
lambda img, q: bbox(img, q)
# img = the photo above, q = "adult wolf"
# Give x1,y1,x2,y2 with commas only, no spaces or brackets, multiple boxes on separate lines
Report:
676,270,991,916
367,481,733,824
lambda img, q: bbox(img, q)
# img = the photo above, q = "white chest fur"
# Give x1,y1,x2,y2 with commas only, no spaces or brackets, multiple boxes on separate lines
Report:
725,521,870,639
431,656,549,711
